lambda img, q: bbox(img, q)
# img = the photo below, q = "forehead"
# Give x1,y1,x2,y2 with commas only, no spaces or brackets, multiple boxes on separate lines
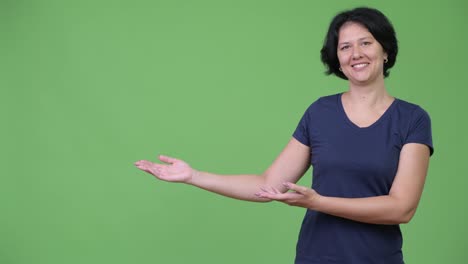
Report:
338,22,374,43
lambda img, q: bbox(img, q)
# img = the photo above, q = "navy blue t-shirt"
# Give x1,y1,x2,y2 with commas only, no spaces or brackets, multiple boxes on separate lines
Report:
292,93,433,264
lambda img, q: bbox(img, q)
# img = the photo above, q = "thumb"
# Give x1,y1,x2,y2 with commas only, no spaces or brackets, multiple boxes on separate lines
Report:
158,154,179,164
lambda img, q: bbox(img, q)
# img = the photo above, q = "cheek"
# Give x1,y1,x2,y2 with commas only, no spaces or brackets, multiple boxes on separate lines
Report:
337,49,354,63
337,53,347,66
372,47,386,60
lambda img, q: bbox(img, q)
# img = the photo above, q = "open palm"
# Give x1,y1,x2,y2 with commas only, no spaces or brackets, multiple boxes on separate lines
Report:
135,155,193,183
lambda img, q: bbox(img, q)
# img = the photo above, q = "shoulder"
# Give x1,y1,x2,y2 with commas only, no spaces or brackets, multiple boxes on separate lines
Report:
304,93,341,113
394,98,429,116
394,98,431,122
393,98,434,155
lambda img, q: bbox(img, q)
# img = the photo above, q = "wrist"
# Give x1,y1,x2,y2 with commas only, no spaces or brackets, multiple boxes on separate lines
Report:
186,169,199,185
312,193,324,211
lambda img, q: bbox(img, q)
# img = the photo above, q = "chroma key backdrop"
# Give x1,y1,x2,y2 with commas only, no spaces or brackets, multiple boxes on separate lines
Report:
1,0,466,263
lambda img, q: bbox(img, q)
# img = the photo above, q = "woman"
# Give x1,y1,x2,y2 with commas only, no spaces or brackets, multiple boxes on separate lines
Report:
135,7,433,264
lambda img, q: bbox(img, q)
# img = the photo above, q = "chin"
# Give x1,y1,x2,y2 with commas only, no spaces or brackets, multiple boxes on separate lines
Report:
348,75,371,83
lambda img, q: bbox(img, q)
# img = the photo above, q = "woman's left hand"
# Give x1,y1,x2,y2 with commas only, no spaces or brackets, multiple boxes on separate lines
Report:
255,182,321,209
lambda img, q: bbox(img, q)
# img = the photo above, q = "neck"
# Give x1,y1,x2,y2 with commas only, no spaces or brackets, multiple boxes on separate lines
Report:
345,78,391,107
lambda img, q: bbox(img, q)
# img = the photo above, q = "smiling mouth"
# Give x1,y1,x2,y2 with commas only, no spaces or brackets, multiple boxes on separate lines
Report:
352,63,369,69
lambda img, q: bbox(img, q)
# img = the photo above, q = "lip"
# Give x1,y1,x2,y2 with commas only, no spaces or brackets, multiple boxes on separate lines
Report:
351,62,370,70
351,62,370,68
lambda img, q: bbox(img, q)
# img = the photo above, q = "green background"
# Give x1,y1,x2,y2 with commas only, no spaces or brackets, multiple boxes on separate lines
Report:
1,0,466,263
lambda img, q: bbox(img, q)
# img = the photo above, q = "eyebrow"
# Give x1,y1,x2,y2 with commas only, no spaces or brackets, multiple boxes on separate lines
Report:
338,37,373,45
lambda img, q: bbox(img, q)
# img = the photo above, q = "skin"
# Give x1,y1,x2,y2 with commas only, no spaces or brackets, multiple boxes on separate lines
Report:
135,22,431,225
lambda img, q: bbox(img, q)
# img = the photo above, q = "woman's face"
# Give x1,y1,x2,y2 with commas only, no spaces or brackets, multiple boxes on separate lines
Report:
337,22,388,86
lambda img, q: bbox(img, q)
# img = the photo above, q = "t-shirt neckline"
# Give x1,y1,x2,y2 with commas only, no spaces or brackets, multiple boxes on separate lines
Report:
337,92,399,130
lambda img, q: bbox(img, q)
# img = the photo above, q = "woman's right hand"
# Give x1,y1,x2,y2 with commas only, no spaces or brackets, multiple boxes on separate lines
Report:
135,155,194,183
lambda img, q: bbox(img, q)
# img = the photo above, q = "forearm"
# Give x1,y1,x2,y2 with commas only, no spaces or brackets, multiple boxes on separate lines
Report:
136,138,310,203
315,195,414,225
188,170,270,202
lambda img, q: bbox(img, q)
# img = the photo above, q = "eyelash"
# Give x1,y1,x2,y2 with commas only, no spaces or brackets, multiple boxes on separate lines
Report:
340,41,372,50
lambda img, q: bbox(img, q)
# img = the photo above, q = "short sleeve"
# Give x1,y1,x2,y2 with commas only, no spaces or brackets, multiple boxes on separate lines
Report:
293,106,311,146
405,107,434,156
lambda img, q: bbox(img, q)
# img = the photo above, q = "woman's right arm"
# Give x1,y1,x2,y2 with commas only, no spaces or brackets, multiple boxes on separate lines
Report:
135,137,311,202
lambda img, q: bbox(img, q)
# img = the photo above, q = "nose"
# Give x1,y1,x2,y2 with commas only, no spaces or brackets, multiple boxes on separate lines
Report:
352,45,363,59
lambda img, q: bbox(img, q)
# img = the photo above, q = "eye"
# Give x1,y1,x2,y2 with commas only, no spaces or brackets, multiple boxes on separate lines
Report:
361,41,372,46
340,45,350,51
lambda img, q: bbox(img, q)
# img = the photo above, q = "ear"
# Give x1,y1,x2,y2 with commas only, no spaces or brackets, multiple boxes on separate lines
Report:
383,51,388,62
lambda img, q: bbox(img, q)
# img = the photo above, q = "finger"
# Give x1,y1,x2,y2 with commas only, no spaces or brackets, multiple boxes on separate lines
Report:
135,163,157,175
134,160,150,170
135,160,154,166
135,161,164,175
158,155,179,164
257,191,289,201
284,182,309,194
271,186,282,194
260,186,279,195
136,165,153,175
260,186,273,194
266,186,277,194
254,192,272,200
256,192,281,200
134,160,149,166
135,161,154,171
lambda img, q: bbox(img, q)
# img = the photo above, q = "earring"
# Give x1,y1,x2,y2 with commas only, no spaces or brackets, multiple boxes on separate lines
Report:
339,67,342,72
384,58,388,64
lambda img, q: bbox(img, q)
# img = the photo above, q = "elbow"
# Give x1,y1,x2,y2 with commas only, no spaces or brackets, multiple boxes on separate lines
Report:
392,207,417,224
400,209,416,224
385,195,420,224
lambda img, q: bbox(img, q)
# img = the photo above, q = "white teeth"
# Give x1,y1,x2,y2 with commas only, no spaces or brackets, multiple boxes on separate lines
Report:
352,63,368,68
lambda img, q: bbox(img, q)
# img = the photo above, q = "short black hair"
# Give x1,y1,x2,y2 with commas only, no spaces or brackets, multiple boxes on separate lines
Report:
320,7,398,80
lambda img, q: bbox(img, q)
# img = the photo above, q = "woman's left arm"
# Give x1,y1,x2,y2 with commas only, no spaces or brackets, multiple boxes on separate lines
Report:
256,143,431,225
